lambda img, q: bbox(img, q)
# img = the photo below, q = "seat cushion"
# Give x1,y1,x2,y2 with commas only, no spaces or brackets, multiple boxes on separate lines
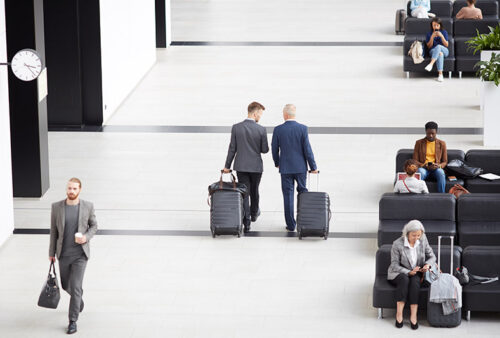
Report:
380,193,456,221
463,282,500,311
405,18,454,35
373,276,429,309
454,19,500,37
378,220,456,246
404,35,455,57
459,222,500,247
456,58,481,72
465,149,500,174
465,177,500,192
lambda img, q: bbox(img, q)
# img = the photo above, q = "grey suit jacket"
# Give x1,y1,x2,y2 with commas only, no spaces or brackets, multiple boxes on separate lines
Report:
49,199,98,259
387,236,436,280
225,119,269,173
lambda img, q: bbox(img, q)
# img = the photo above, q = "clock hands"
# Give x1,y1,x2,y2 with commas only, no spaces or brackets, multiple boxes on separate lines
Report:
24,63,37,77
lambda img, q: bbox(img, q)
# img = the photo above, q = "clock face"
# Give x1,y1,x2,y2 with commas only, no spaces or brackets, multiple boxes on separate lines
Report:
11,49,43,82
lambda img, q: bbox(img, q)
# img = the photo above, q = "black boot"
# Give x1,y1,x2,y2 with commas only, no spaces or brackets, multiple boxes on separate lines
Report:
67,321,77,334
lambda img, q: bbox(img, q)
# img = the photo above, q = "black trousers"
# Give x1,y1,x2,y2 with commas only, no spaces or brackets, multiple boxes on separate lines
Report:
389,273,422,305
237,172,262,226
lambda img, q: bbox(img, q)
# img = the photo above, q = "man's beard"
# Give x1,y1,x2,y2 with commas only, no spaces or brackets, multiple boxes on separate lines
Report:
67,193,79,200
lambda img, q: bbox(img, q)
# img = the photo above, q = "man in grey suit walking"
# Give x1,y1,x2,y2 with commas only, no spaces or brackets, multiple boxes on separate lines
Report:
223,102,269,232
49,178,98,334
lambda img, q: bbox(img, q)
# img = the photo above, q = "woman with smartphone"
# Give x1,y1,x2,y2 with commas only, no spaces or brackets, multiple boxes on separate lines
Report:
424,17,449,82
387,221,436,330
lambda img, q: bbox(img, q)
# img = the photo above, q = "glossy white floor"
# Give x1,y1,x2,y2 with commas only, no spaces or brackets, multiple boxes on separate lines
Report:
3,0,499,336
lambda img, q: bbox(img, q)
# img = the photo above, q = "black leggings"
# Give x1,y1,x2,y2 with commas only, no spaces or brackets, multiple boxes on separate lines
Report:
389,273,422,305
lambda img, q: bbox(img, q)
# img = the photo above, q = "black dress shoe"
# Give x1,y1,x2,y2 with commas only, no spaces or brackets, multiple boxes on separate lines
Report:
244,226,251,233
251,210,261,222
411,321,419,330
395,319,403,328
67,321,77,334
80,299,84,313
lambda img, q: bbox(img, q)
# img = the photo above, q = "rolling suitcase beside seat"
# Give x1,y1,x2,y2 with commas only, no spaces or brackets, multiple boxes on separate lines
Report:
427,236,462,327
395,9,407,35
208,170,247,238
297,171,331,240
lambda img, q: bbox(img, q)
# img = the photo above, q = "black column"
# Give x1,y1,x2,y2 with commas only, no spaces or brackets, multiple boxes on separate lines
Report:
43,0,103,128
5,0,50,197
155,0,167,48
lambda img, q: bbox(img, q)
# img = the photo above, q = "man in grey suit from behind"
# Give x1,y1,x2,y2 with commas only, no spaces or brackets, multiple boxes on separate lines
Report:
223,101,269,232
49,178,98,334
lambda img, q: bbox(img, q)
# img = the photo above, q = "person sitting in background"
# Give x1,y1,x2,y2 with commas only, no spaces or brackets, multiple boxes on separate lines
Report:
410,0,431,18
424,17,450,82
388,220,436,330
413,121,448,193
394,159,429,194
456,0,483,20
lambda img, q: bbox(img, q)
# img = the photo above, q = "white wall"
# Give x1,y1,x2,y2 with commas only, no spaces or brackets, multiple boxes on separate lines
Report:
99,0,157,123
0,0,14,247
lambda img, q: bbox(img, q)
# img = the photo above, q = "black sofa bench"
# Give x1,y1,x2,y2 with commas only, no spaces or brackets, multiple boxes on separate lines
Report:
464,150,500,193
457,194,500,247
378,193,457,247
462,246,500,320
373,243,461,318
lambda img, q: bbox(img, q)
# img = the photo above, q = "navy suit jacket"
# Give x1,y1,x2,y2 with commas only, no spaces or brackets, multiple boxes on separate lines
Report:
271,120,317,174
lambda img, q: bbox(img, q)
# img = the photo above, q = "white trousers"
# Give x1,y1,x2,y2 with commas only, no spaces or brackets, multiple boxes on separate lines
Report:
411,7,429,18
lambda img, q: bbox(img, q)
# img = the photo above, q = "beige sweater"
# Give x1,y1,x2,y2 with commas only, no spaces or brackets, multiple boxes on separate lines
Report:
456,6,483,19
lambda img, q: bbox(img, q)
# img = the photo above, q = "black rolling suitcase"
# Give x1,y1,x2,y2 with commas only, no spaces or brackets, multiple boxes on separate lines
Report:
208,171,247,238
297,171,331,240
427,236,462,327
395,9,406,35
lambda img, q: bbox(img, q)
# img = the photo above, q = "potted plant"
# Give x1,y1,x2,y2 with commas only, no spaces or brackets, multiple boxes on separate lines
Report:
476,53,500,146
467,25,500,110
467,25,500,61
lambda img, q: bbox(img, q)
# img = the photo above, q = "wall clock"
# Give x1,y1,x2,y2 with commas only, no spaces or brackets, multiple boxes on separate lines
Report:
10,49,43,81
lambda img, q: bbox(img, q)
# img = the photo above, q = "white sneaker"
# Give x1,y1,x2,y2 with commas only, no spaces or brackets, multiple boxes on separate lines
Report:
437,74,444,82
425,64,433,72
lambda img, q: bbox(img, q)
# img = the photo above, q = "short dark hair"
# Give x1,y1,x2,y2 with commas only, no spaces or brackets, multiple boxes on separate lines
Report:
248,101,265,113
430,17,442,31
425,121,438,131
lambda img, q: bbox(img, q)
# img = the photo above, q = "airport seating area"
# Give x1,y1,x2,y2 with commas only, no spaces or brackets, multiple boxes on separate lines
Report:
403,0,500,77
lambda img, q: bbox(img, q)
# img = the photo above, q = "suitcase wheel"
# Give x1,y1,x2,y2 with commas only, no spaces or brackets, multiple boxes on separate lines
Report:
212,232,216,238
237,232,241,238
324,232,328,240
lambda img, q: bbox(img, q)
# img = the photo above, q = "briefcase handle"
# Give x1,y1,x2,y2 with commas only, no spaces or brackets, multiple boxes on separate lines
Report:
219,170,237,189
48,261,58,279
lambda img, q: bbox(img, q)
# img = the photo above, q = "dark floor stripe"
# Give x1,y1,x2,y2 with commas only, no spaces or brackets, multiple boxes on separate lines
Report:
49,125,483,135
13,228,376,239
171,41,403,47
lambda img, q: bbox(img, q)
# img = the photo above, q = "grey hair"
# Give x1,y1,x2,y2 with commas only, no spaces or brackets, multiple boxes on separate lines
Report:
283,104,296,117
401,220,426,238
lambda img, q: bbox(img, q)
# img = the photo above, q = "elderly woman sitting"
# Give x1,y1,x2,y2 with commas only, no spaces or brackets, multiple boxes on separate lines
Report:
387,220,436,330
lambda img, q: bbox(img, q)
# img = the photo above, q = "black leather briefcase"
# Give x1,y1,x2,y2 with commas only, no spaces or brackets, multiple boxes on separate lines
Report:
38,261,60,309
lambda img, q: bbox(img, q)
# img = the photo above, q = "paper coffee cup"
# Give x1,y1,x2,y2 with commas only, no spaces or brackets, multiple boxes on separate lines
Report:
75,232,83,242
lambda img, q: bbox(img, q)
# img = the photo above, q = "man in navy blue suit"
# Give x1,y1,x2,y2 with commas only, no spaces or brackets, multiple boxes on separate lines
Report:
272,104,318,232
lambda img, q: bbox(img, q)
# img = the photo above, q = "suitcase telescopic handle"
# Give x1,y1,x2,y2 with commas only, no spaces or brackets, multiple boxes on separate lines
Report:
307,170,320,191
437,235,454,275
